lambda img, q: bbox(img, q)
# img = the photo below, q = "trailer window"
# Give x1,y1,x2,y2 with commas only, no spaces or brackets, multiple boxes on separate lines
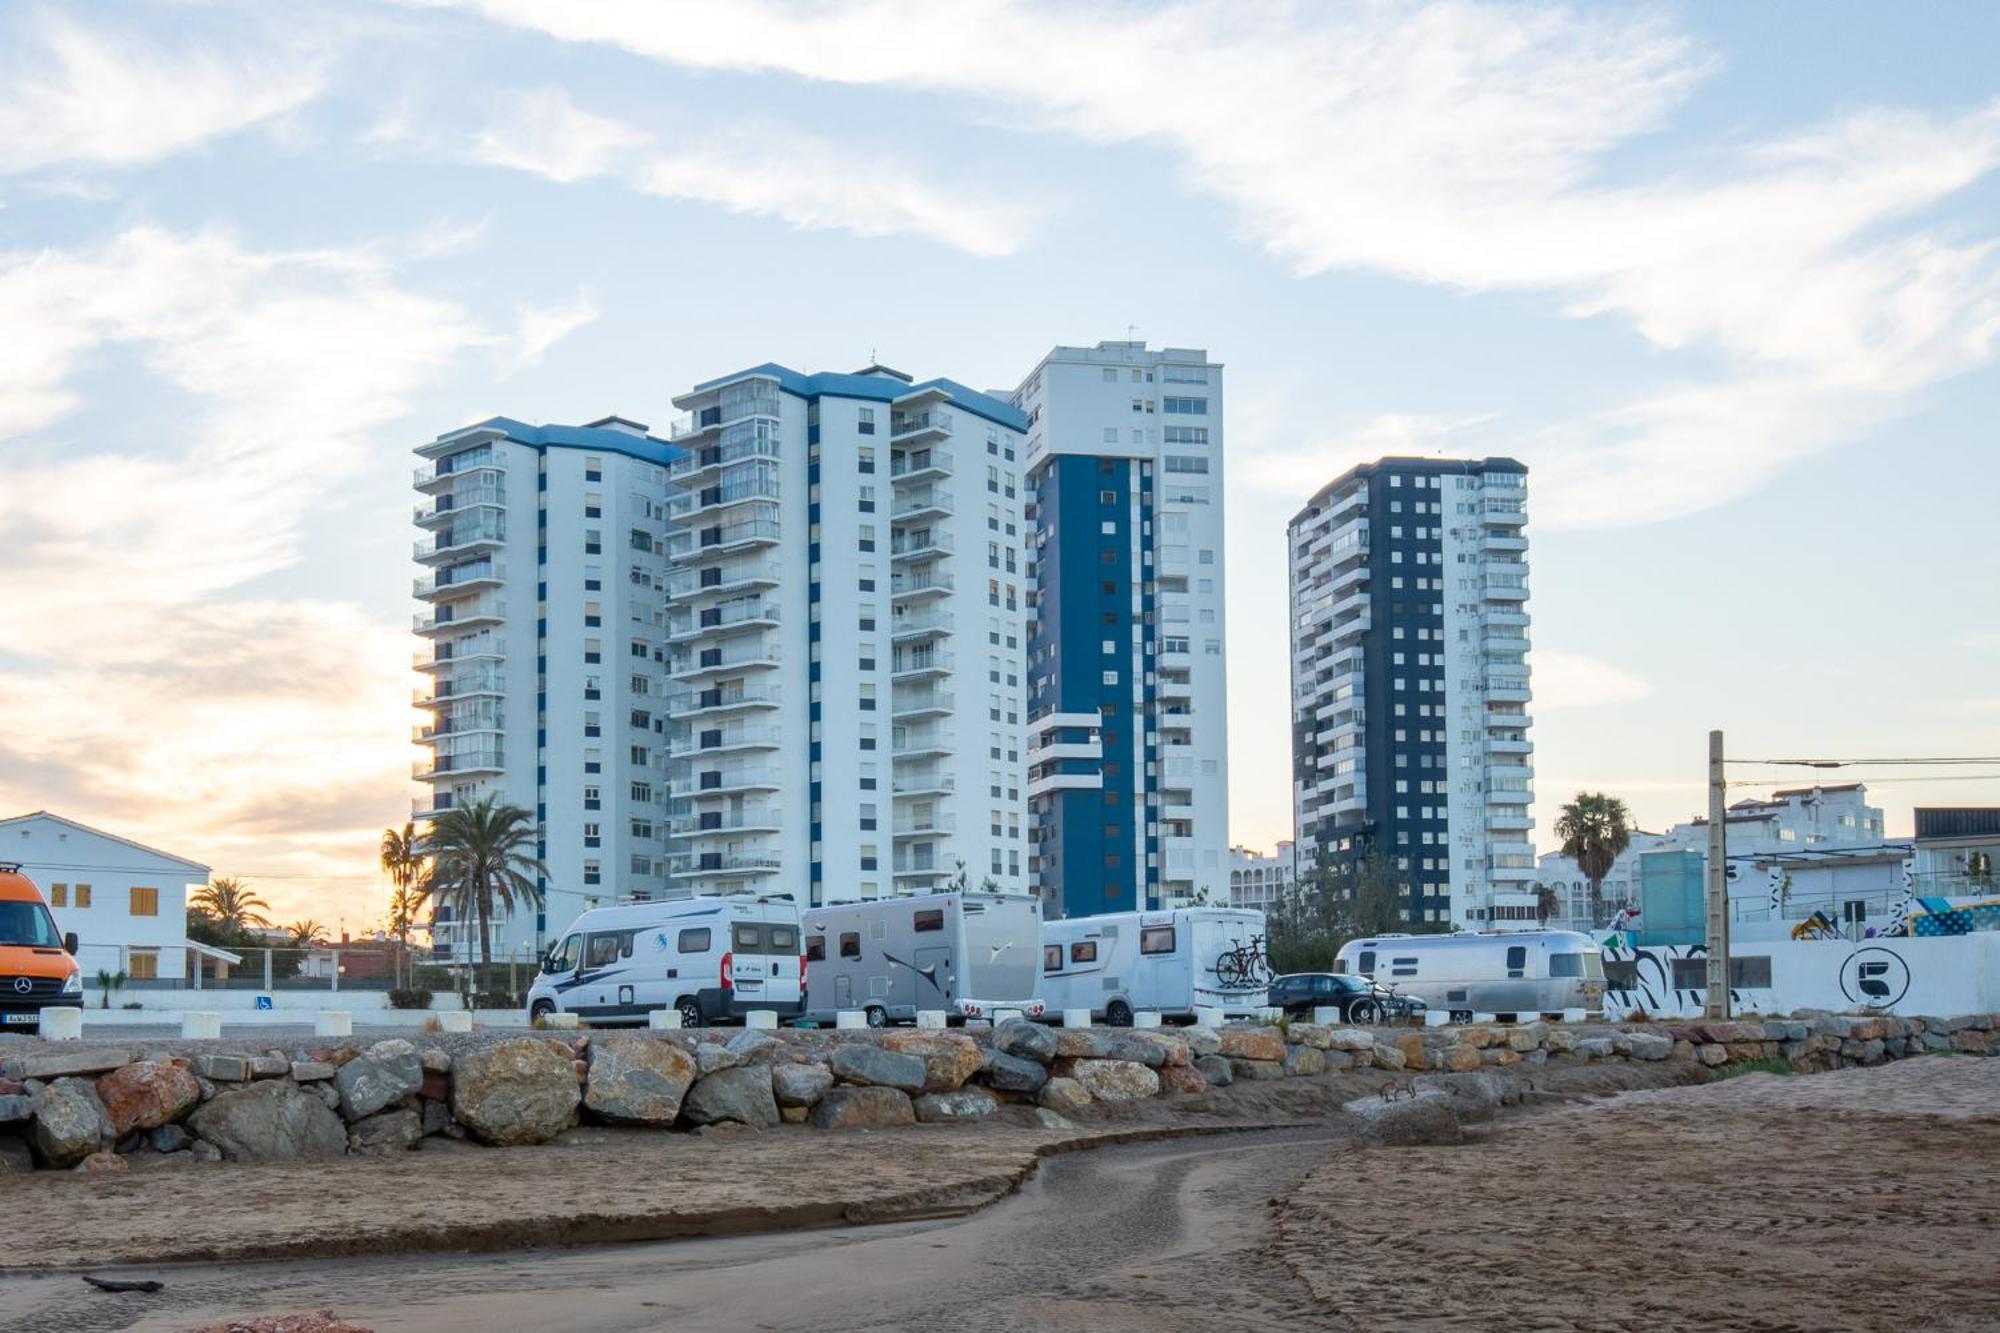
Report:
768,924,798,954
1139,926,1176,955
733,923,764,951
1505,945,1526,979
1390,956,1418,977
1044,944,1062,972
1355,950,1376,977
914,909,944,933
839,931,861,959
804,936,826,962
1070,940,1098,964
1549,953,1584,978
677,927,711,954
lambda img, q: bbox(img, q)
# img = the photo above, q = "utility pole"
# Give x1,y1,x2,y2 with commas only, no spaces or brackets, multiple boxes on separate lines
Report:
1705,729,1730,1019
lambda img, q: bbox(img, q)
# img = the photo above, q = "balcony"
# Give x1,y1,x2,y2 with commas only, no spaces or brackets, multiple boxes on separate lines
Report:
1482,575,1529,602
891,770,955,797
413,450,503,490
669,423,780,482
891,610,954,643
1487,675,1531,703
1487,810,1535,833
666,477,781,521
665,560,782,600
676,767,783,796
414,512,506,563
670,809,782,838
414,482,506,527
414,600,505,635
666,518,781,563
414,748,504,780
891,650,954,681
1480,497,1527,527
891,691,955,721
892,731,953,761
889,409,953,442
413,560,505,601
416,665,506,705
672,724,783,756
668,600,780,642
665,685,781,719
890,531,954,563
670,640,781,681
892,813,956,838
1485,734,1534,756
414,707,503,741
890,487,954,522
890,571,954,600
890,448,953,481
668,854,784,880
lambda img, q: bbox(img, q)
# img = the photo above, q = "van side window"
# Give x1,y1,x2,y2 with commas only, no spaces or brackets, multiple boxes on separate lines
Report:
677,927,710,953
1070,940,1098,963
804,936,826,962
839,931,861,959
1549,953,1583,978
585,931,632,967
1390,956,1418,977
914,909,944,933
1356,950,1375,977
1044,944,1062,972
769,924,798,953
733,922,764,951
1505,945,1526,979
551,933,582,974
1139,926,1176,955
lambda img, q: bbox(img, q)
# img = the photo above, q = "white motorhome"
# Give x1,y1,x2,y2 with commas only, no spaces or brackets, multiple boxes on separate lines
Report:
801,891,1045,1026
526,895,804,1027
1335,930,1604,1021
1039,907,1270,1025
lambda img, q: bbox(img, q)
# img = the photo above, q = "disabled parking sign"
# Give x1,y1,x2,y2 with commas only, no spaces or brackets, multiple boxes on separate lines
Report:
255,995,274,1011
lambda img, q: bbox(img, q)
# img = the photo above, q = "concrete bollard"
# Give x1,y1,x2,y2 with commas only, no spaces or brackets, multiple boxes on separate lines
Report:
992,1008,1024,1024
1560,1008,1587,1024
915,1010,947,1030
1193,1006,1225,1027
541,1011,580,1030
1134,1011,1163,1029
746,1010,778,1030
648,1009,682,1030
1257,1007,1284,1023
1312,1006,1342,1025
38,1007,82,1041
315,1011,352,1038
181,1011,223,1040
1473,1012,1497,1025
437,1011,473,1033
1425,1011,1451,1028
835,1010,868,1030
1061,1008,1094,1029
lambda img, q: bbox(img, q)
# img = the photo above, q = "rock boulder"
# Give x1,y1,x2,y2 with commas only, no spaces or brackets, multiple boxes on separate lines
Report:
1217,1027,1286,1062
1066,1058,1160,1103
770,1061,836,1108
994,1018,1059,1064
682,1065,781,1129
335,1039,423,1122
585,1036,698,1125
809,1086,916,1130
96,1062,201,1138
829,1044,928,1093
30,1078,112,1166
450,1039,581,1146
912,1087,1000,1123
882,1032,983,1092
347,1108,423,1156
188,1079,347,1163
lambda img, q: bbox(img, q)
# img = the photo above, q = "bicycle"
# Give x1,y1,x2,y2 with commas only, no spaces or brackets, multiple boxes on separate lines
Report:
1213,933,1273,991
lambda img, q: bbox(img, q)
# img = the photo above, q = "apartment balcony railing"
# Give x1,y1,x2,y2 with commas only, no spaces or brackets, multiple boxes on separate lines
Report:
674,767,783,795
891,650,954,679
417,666,507,705
890,691,955,720
668,600,781,640
665,477,781,520
890,531,954,561
413,560,505,599
665,560,783,599
414,600,505,634
666,518,781,562
670,724,784,755
413,482,507,525
413,450,503,489
669,425,780,479
414,748,504,780
892,814,957,838
665,685,781,718
669,810,783,838
890,571,955,599
890,409,953,439
890,487,954,522
889,448,953,480
891,771,955,796
670,640,780,679
891,610,954,641
667,854,785,879
415,512,506,561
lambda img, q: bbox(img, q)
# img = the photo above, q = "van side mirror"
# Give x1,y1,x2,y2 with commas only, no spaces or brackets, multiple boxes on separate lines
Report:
63,932,78,955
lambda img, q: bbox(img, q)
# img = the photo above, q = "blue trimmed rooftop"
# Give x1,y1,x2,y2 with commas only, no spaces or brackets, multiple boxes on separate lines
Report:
426,415,685,467
680,362,1029,433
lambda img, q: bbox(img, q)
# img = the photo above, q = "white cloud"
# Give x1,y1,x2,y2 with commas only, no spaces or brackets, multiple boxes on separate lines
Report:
505,289,600,372
469,84,1032,256
0,11,328,174
1529,650,1654,711
427,0,2000,525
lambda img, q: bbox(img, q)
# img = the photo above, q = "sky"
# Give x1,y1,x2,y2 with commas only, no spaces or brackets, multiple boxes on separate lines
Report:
0,0,1995,930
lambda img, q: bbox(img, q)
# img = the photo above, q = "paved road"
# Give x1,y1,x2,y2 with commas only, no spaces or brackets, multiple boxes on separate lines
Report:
0,1126,1350,1333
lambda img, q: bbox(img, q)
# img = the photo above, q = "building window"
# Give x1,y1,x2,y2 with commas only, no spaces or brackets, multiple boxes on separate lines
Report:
130,886,159,917
73,884,92,908
127,949,159,980
49,883,66,908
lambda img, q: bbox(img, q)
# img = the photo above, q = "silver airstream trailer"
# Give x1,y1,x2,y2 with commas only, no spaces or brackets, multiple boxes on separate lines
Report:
1335,930,1605,1020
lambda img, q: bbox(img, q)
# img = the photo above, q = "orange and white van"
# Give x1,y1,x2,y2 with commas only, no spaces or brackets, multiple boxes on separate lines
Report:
0,863,83,1028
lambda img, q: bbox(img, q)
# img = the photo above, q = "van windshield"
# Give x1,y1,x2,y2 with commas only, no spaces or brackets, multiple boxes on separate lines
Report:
0,901,62,949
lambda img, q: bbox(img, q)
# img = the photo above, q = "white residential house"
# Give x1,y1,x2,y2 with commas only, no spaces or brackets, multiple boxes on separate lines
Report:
0,811,234,986
1228,842,1296,914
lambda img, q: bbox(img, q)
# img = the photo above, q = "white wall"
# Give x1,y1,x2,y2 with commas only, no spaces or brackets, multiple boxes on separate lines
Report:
1601,933,2000,1018
2,814,203,982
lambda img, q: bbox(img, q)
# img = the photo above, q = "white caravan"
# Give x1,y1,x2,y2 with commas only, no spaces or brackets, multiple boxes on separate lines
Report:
1039,908,1270,1025
1335,930,1604,1021
801,891,1045,1026
526,895,804,1027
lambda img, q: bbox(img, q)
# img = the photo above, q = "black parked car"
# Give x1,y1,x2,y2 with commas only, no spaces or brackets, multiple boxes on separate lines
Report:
1268,972,1425,1025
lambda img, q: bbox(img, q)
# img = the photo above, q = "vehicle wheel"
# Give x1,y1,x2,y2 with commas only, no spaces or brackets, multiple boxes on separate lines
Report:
865,1005,888,1029
1348,998,1379,1025
530,999,556,1023
1450,1009,1473,1025
1105,1000,1134,1028
675,997,704,1029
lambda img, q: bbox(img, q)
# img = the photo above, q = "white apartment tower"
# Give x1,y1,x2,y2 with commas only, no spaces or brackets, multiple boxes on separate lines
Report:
1288,457,1535,930
1013,342,1230,917
413,416,680,961
664,363,1030,907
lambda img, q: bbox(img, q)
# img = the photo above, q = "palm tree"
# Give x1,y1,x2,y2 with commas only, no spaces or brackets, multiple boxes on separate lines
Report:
1556,792,1633,929
1534,883,1559,926
287,920,325,949
380,821,430,987
425,795,546,980
190,877,273,936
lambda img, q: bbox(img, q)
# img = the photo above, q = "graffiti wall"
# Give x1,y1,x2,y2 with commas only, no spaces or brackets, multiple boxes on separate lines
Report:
1599,932,2000,1019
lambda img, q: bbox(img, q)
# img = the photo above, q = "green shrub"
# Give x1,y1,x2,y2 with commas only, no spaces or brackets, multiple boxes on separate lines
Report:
388,988,434,1010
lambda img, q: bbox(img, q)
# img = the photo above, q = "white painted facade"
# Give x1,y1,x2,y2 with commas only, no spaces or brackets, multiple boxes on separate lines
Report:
0,812,209,984
665,364,1030,907
1014,341,1230,910
1601,932,2000,1019
413,417,677,961
1227,842,1296,914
